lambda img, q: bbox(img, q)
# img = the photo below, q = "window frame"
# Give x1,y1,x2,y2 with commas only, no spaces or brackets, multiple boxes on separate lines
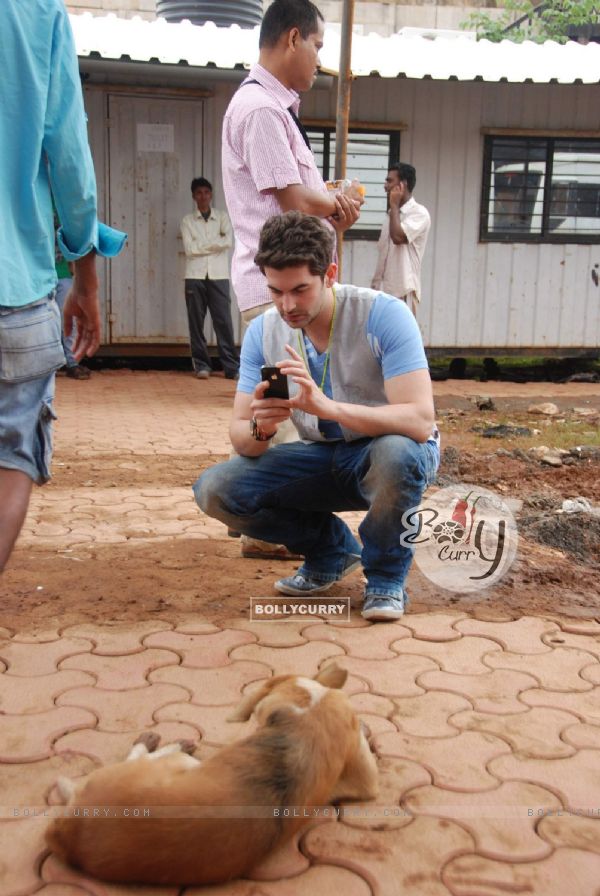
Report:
304,123,402,241
480,134,600,245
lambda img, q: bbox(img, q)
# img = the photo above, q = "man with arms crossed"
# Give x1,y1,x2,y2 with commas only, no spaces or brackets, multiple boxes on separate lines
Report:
180,177,239,380
0,0,125,572
194,212,439,621
372,163,430,316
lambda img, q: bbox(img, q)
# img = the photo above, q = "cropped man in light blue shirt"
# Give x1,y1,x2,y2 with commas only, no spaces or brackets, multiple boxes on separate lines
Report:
0,0,126,571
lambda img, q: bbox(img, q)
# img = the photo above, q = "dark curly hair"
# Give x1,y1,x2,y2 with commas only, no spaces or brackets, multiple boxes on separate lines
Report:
254,211,334,278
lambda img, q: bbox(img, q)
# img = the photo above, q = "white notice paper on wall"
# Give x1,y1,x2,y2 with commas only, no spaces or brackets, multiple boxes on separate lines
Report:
137,123,174,153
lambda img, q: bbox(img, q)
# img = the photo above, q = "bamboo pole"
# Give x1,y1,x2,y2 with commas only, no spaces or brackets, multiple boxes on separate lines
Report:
333,0,355,279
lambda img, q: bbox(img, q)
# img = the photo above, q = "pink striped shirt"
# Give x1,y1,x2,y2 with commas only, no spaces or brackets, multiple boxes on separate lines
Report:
222,63,331,312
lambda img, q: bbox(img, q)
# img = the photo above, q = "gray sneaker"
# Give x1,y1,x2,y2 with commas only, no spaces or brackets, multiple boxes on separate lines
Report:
361,592,407,621
275,553,361,596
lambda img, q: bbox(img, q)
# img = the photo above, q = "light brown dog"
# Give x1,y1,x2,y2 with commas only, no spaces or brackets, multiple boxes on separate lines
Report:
46,665,378,885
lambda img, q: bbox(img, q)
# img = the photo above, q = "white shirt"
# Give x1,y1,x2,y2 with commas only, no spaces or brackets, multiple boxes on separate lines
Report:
180,207,232,280
372,197,431,301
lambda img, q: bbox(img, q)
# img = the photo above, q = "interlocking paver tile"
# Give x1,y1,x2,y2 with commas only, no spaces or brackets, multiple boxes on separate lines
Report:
538,813,600,852
174,622,221,635
581,663,600,686
303,622,411,658
443,848,600,896
247,822,326,881
374,730,509,790
0,638,93,676
56,684,189,733
154,702,253,746
41,854,179,895
225,619,321,647
451,706,580,758
542,630,600,661
393,636,502,674
304,815,474,895
562,722,600,749
0,707,96,762
489,750,600,807
392,691,472,737
11,630,62,643
416,669,535,715
228,642,344,676
405,781,561,861
54,721,201,766
143,630,256,668
484,647,597,691
522,685,600,724
60,649,180,689
341,756,430,831
60,623,173,655
349,692,397,717
455,616,558,653
400,612,466,641
149,662,271,705
2,755,96,812
186,864,371,895
0,670,94,714
556,618,600,635
0,817,48,896
336,655,438,697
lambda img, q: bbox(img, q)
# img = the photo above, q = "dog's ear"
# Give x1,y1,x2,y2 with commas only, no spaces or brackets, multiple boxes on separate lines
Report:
314,664,347,690
226,677,284,722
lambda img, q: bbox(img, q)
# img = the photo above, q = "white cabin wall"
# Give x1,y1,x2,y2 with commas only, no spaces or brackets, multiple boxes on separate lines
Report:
86,74,600,352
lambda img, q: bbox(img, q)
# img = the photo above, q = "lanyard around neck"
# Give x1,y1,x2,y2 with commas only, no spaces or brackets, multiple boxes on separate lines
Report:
297,287,337,392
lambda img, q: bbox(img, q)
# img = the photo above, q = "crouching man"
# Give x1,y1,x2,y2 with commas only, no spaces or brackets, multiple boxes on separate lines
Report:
193,211,439,621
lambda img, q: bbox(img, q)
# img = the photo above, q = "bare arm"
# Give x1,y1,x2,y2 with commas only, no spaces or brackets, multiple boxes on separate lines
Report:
62,251,101,360
279,346,435,443
274,186,361,234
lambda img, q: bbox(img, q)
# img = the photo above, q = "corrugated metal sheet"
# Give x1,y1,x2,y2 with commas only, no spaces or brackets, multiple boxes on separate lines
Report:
70,13,600,84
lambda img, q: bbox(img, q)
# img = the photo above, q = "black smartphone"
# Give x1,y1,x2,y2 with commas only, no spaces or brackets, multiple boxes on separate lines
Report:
261,366,289,399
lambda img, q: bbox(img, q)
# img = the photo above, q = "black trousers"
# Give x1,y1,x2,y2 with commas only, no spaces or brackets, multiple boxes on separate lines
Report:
184,278,239,376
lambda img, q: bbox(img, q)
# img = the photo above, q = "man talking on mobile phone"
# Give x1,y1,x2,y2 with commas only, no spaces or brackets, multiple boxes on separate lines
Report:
193,212,439,622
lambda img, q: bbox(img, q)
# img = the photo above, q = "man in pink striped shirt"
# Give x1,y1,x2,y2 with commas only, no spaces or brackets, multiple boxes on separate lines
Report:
222,0,361,322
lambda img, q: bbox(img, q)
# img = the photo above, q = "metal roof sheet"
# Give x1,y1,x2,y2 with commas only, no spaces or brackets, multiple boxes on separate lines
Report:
70,13,600,84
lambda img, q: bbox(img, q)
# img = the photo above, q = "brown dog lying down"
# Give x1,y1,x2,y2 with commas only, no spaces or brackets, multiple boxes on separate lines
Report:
46,665,378,886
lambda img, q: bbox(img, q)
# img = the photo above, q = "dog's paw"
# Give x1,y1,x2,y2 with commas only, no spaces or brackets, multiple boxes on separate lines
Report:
178,739,197,755
134,731,161,753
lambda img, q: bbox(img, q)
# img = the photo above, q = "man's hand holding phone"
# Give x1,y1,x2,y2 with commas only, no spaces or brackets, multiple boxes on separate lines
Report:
249,366,292,440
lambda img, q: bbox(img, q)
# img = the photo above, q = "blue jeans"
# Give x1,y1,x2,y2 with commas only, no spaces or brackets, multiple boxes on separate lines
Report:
194,435,439,598
54,278,77,368
0,295,64,483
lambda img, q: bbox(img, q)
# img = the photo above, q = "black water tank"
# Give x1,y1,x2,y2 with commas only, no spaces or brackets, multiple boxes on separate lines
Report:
156,1,263,28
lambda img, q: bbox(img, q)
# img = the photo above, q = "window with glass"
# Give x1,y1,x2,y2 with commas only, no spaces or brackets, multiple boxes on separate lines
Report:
306,127,400,237
481,135,600,242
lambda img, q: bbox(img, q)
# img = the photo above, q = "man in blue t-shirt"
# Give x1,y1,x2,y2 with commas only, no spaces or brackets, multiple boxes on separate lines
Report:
194,211,439,621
